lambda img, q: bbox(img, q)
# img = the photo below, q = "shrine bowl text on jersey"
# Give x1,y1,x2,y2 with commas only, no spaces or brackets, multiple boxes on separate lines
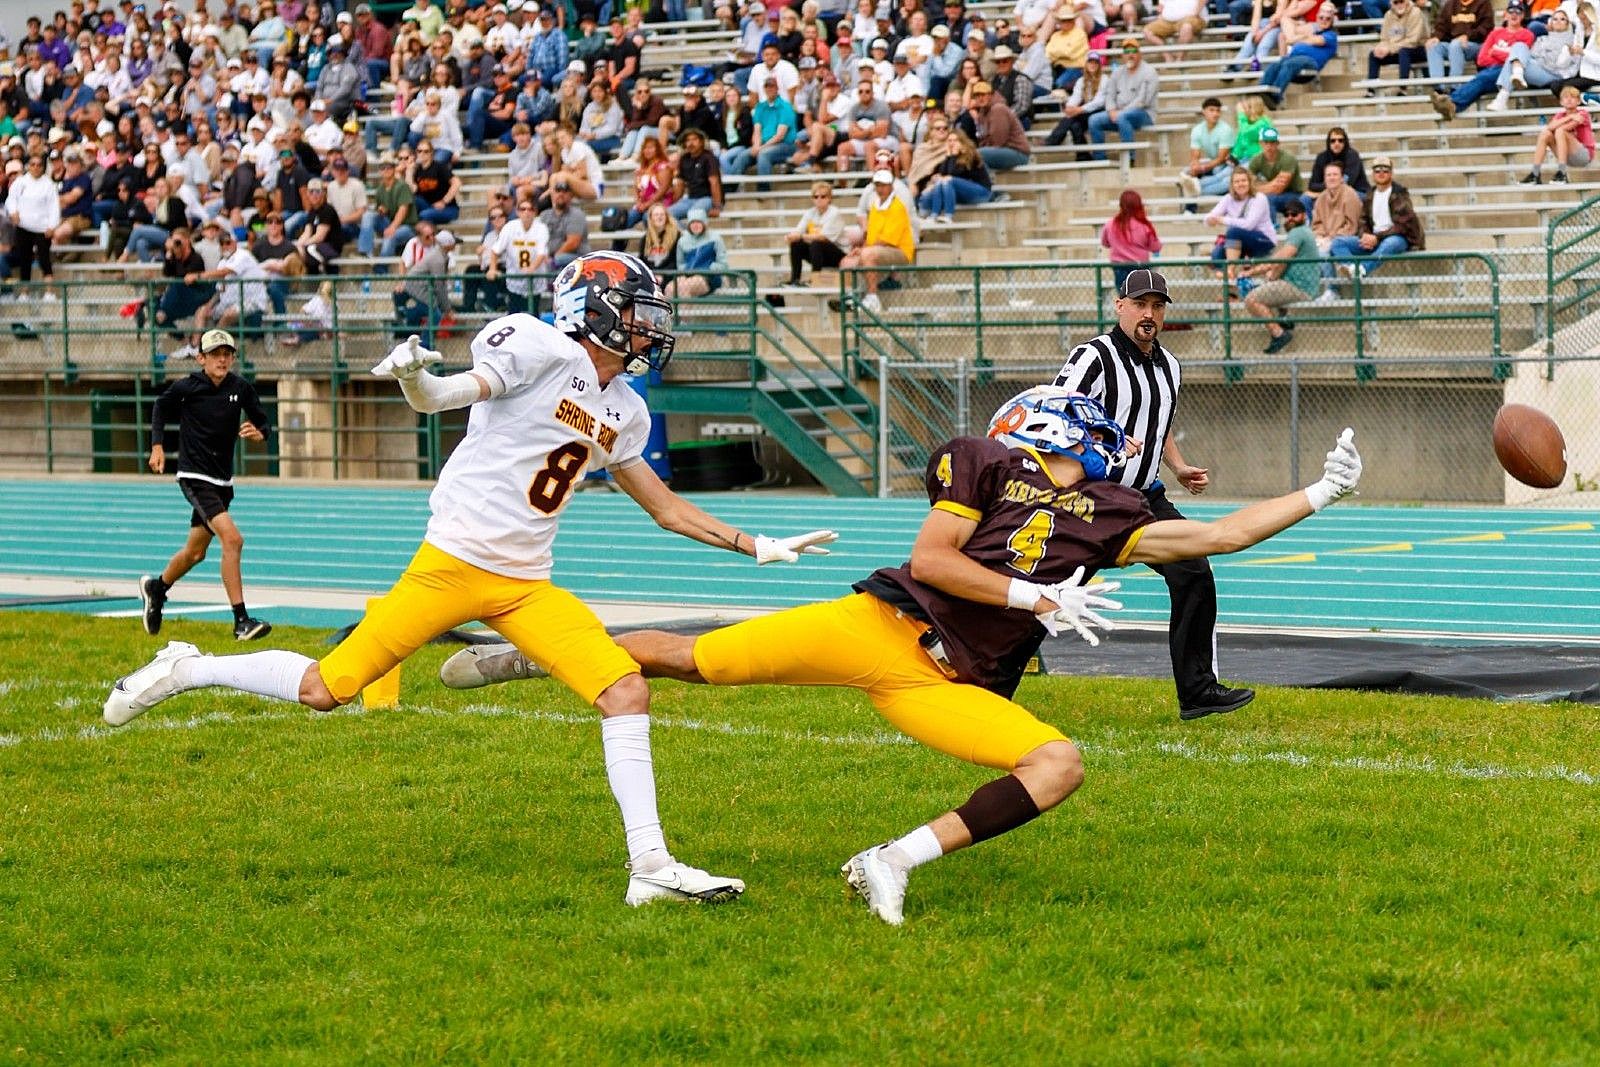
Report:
425,314,650,580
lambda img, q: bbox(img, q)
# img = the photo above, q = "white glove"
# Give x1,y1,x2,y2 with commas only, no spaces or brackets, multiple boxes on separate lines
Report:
371,335,442,380
1305,427,1361,512
1031,566,1123,646
753,529,838,564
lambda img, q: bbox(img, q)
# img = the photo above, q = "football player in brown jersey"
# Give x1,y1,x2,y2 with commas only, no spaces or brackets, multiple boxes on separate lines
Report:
440,387,1363,925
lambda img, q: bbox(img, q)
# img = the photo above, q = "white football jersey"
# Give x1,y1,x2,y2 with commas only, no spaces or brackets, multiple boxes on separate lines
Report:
425,314,651,580
490,218,551,296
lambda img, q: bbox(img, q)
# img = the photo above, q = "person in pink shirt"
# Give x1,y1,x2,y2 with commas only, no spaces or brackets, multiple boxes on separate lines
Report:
1100,189,1162,289
1430,2,1534,119
1523,83,1595,183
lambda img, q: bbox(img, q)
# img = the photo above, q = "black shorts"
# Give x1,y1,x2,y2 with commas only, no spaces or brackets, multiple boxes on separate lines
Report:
179,478,234,531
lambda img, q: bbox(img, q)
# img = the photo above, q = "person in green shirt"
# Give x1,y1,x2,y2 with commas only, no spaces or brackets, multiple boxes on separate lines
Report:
1237,198,1319,354
1230,94,1275,164
571,12,608,65
1246,127,1304,220
360,153,417,263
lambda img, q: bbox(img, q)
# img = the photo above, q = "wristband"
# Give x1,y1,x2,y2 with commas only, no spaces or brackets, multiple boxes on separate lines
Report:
1304,481,1338,513
1007,578,1045,612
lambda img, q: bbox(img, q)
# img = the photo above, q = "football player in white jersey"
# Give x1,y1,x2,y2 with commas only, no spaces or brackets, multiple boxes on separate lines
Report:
103,250,839,908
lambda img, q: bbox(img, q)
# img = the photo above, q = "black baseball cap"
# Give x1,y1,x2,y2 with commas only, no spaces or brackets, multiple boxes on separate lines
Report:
1120,268,1171,303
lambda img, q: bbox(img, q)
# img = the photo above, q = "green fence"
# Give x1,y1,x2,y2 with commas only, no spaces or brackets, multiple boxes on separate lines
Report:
1546,193,1600,369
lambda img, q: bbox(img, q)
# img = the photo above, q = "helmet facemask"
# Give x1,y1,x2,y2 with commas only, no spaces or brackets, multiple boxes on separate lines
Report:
988,388,1128,482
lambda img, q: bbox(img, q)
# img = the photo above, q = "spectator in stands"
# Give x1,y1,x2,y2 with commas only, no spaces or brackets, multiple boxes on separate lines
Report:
671,128,723,219
506,121,550,204
1229,93,1274,168
1230,0,1285,73
1100,188,1162,289
626,138,674,227
1248,127,1305,218
5,154,58,291
354,4,393,88
339,122,368,180
988,46,1034,128
254,212,301,317
409,90,464,161
785,180,848,284
194,228,271,338
294,177,345,274
106,178,148,260
664,206,729,298
52,149,94,244
1089,40,1158,158
618,82,669,162
393,222,451,344
1310,160,1360,298
1488,6,1577,108
1177,96,1236,202
732,76,800,187
603,15,644,93
462,204,509,314
1523,83,1595,182
125,177,189,263
327,156,368,250
1238,198,1316,353
548,123,605,201
361,152,416,260
916,128,993,222
579,80,625,159
1046,8,1090,89
1366,0,1428,91
1426,0,1495,91
749,37,802,101
318,40,361,121
411,139,461,224
957,79,1032,170
1045,51,1104,158
1258,4,1339,107
540,178,590,268
638,202,680,274
527,8,571,85
833,77,894,172
1205,166,1276,278
1432,2,1533,119
1145,0,1208,57
923,24,963,98
1304,126,1368,212
1328,155,1423,277
838,167,915,312
154,227,214,338
468,68,520,151
486,196,550,311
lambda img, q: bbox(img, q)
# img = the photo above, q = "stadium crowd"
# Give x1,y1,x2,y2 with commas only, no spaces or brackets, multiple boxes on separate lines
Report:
0,0,1586,349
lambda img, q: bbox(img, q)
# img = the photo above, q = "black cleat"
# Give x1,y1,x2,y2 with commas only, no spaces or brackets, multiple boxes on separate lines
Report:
138,574,166,636
1179,685,1256,721
234,616,272,641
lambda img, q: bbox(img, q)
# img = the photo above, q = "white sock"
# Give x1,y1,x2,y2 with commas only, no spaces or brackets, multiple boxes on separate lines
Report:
601,715,669,865
882,824,944,871
176,650,315,703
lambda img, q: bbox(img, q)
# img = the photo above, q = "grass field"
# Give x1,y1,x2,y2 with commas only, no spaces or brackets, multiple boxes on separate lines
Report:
4,611,1600,1063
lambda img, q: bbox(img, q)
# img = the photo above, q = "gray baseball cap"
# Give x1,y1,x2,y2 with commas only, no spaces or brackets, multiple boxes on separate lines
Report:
1119,267,1170,303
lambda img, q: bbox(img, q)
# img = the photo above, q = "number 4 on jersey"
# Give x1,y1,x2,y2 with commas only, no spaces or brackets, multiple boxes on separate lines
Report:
1006,509,1055,575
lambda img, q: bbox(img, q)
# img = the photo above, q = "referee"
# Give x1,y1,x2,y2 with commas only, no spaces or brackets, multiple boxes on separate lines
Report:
1052,269,1254,721
140,328,274,642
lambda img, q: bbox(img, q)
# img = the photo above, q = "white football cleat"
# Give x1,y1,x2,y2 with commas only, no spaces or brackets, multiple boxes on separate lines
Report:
437,642,544,689
104,641,203,726
624,859,746,907
842,844,910,926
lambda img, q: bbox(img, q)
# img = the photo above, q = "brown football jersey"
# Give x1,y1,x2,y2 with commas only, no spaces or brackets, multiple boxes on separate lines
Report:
856,436,1155,692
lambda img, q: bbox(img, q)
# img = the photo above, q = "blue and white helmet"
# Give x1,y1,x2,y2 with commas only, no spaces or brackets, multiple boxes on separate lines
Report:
987,386,1127,481
552,250,675,375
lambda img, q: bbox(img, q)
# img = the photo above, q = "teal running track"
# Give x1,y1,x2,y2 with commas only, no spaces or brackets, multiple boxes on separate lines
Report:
0,478,1597,641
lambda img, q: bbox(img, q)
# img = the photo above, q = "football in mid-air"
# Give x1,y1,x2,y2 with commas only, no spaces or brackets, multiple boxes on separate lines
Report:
1492,404,1567,489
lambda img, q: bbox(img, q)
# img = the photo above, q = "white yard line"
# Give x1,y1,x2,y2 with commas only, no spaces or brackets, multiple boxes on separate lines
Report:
5,687,1595,788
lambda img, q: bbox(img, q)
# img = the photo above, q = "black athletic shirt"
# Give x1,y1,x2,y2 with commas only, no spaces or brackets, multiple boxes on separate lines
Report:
150,370,271,486
855,436,1154,695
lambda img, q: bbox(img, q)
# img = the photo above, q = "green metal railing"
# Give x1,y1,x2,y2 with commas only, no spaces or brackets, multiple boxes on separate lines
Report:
1546,192,1600,372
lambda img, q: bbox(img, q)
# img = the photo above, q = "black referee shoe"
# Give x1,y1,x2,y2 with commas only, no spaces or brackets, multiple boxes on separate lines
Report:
234,617,273,642
138,574,166,636
1179,685,1256,721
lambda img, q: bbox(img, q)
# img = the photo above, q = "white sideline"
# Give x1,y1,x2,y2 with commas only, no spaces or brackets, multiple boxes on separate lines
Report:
3,689,1596,788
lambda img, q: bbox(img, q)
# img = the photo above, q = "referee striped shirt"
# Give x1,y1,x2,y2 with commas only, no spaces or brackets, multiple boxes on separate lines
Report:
1053,325,1182,491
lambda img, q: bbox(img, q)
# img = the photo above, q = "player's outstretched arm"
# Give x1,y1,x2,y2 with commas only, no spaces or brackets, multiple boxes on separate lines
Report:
371,335,492,413
1128,428,1361,566
611,461,837,562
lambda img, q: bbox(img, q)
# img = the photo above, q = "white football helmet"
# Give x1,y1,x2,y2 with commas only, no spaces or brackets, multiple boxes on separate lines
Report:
987,386,1127,481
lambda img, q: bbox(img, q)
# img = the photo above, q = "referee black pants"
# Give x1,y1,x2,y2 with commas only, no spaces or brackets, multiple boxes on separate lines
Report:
1142,485,1220,705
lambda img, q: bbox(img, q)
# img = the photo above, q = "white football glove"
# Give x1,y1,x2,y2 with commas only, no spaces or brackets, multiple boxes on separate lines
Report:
1305,427,1361,512
753,529,839,564
371,335,442,380
1032,566,1123,645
